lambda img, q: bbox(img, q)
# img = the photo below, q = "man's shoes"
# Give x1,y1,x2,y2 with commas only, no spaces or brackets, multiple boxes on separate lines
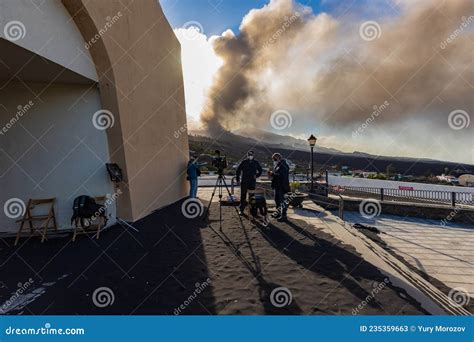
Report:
277,216,288,222
239,210,245,215
271,212,281,219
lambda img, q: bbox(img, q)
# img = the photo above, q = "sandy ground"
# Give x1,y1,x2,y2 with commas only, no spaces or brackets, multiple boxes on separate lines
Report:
198,188,426,314
0,188,428,315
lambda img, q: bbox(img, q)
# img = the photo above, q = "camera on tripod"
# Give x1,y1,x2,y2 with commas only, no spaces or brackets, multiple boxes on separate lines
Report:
211,150,227,173
205,150,240,228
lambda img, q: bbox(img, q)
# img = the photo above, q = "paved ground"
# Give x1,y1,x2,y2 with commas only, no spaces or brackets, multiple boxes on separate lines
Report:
343,211,474,299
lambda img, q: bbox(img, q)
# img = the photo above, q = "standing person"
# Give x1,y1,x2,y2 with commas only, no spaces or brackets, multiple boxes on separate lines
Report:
236,151,262,215
187,156,203,198
269,153,290,222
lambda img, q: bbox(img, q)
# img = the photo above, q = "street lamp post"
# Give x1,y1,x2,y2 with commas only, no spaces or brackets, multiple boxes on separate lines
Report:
307,134,317,192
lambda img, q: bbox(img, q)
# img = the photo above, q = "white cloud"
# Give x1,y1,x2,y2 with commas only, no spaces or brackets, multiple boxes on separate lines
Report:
174,28,222,123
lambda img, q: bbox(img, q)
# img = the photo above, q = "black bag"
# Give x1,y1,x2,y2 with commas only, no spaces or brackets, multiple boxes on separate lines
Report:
249,194,267,218
71,195,107,228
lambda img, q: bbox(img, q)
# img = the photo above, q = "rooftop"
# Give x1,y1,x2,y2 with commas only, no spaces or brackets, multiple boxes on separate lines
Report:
1,187,471,315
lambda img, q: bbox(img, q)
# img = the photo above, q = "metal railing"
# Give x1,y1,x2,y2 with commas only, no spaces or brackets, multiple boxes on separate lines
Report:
329,185,474,207
307,192,344,219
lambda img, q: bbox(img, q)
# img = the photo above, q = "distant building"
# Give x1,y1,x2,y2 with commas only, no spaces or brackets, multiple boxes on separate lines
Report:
437,174,458,184
287,159,296,172
459,174,474,187
341,166,351,175
363,172,378,178
352,170,365,177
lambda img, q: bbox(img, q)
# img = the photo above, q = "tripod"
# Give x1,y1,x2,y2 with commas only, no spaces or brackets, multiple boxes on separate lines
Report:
205,171,241,230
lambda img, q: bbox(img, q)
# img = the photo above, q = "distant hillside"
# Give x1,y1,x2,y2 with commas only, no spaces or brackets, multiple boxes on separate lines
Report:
233,127,342,154
188,131,473,176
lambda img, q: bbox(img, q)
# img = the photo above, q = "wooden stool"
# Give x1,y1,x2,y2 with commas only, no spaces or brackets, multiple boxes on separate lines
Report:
14,198,58,246
72,196,108,242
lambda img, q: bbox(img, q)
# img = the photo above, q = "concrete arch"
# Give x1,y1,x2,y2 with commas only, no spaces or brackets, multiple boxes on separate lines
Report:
62,0,189,220
0,0,98,81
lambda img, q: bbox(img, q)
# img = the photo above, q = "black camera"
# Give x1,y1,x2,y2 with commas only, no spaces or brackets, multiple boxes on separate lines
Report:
211,150,227,172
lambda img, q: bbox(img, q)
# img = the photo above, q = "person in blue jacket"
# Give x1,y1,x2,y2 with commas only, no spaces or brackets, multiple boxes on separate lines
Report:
187,156,204,198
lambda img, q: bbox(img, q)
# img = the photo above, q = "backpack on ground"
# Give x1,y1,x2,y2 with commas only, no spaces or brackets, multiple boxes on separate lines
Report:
71,195,107,228
249,194,268,218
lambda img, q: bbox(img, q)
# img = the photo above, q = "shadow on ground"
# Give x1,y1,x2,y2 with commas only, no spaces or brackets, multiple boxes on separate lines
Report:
0,197,431,315
199,198,428,315
0,199,216,315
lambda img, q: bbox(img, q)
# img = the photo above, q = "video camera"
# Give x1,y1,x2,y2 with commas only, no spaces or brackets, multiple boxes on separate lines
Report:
211,150,227,173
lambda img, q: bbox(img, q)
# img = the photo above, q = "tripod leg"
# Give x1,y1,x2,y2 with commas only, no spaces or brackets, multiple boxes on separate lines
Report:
204,179,220,219
222,179,240,213
216,177,224,230
220,177,246,228
219,198,223,231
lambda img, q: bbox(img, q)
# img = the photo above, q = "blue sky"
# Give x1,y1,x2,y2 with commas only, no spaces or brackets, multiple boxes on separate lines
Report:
161,0,269,35
160,0,472,164
160,0,400,34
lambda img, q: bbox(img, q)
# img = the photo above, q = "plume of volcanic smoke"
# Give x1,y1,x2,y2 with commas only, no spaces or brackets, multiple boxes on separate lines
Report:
200,0,473,136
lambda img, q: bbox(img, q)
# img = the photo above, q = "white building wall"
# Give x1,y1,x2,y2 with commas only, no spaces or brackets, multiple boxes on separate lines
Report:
0,82,116,232
328,175,474,194
0,0,98,81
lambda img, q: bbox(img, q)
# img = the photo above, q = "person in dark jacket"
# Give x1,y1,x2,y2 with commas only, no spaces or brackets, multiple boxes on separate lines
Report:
187,156,204,198
236,151,262,214
269,153,290,221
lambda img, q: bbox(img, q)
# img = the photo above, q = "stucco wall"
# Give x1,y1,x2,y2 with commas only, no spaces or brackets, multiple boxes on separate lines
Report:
0,0,98,81
0,82,116,232
62,0,189,220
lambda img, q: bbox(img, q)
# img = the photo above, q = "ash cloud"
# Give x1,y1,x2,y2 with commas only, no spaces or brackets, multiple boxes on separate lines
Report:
200,0,473,137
